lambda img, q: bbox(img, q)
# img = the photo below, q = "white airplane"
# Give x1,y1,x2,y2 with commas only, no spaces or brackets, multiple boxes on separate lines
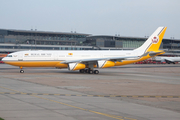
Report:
2,27,167,74
153,56,180,64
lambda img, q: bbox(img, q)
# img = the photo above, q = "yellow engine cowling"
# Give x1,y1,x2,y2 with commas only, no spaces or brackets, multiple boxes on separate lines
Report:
97,60,115,68
68,63,86,71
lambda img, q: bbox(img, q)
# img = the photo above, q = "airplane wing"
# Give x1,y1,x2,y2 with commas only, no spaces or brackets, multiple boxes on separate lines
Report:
61,56,139,64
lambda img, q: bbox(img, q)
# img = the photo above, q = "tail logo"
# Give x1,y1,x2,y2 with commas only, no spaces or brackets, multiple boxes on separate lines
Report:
152,36,159,44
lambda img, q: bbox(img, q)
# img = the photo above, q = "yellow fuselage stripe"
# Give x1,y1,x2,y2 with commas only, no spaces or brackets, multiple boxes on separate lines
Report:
4,61,68,68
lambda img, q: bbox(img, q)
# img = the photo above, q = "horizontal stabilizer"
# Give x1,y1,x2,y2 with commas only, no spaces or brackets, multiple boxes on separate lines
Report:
141,51,165,57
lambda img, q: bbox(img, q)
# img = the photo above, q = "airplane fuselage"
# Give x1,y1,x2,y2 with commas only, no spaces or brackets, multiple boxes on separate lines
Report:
3,50,148,68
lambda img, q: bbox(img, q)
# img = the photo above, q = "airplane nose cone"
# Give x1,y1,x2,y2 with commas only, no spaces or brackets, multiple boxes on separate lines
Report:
1,57,6,62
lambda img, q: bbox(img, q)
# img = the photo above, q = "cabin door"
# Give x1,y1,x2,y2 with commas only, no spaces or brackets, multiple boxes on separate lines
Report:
18,54,23,61
54,53,58,60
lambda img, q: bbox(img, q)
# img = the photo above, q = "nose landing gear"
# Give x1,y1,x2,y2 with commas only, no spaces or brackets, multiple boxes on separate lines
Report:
19,66,24,73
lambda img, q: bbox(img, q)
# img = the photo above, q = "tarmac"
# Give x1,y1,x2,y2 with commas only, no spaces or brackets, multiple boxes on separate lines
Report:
0,64,180,120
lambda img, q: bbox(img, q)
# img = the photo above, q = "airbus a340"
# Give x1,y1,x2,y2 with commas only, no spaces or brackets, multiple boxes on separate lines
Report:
2,27,167,74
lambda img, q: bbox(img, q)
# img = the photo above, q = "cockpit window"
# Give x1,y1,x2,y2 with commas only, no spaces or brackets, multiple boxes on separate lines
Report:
7,55,13,57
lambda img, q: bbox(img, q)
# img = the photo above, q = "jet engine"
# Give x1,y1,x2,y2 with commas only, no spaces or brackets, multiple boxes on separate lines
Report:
68,63,86,71
97,60,115,68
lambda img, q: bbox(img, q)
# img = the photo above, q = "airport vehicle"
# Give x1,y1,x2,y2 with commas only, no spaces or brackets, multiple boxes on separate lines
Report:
2,27,167,74
153,56,180,64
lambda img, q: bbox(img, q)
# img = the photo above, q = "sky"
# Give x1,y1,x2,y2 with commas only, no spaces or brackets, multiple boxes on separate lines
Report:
0,0,180,39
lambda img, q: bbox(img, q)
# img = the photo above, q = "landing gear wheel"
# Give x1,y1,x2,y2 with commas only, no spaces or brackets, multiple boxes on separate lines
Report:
19,66,24,73
85,69,89,73
94,70,99,74
79,69,85,73
89,70,93,74
20,70,24,73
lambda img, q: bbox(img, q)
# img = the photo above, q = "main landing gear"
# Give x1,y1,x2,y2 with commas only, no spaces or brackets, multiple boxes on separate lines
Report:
79,68,99,74
19,66,24,73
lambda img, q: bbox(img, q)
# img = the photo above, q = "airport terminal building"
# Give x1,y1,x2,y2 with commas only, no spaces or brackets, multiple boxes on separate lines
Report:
0,28,180,55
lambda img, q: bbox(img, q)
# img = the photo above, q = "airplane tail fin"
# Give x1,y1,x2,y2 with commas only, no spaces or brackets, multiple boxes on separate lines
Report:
134,27,167,54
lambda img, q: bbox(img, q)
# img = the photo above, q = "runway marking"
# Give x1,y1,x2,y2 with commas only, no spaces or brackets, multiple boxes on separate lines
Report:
32,95,136,120
0,86,21,93
0,92,180,98
0,86,136,120
1,86,180,120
